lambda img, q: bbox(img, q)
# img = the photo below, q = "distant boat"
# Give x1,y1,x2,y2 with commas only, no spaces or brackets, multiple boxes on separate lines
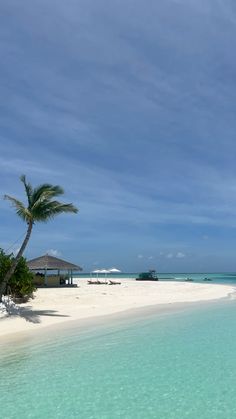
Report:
203,278,212,281
185,278,193,282
136,270,158,281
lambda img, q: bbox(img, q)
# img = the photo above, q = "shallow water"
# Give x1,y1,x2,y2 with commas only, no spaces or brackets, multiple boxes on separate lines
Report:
77,272,236,285
1,300,236,418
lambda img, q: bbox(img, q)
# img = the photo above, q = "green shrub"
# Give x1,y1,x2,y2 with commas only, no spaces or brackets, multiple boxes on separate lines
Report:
0,249,36,300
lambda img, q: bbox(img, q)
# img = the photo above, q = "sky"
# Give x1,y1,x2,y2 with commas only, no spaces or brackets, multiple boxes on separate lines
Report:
1,0,236,272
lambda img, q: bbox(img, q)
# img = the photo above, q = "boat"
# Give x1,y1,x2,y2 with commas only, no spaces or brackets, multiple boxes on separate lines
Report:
136,270,158,281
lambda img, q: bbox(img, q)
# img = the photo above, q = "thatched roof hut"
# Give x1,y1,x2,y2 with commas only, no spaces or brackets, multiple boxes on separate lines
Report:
27,254,82,287
27,254,82,271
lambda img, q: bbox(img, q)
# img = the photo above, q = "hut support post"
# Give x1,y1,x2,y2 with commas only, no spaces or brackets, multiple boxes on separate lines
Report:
44,268,48,286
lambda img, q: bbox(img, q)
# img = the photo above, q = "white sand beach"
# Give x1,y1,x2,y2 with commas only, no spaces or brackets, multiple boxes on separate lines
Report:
0,279,235,341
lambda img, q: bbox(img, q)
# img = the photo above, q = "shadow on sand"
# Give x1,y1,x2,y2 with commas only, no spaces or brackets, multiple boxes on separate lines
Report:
2,301,70,324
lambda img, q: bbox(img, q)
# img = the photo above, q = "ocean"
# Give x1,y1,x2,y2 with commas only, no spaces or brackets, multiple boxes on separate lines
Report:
76,271,236,285
1,274,236,418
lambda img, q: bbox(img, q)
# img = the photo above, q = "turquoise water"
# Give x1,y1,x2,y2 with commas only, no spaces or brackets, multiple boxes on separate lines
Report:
1,299,236,418
77,272,236,284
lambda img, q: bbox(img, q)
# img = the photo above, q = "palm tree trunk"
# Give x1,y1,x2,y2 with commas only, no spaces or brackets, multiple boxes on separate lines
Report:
0,221,33,301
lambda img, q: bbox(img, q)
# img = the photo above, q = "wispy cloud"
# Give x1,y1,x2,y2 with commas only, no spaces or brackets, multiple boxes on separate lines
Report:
176,252,186,258
1,0,236,270
47,249,62,257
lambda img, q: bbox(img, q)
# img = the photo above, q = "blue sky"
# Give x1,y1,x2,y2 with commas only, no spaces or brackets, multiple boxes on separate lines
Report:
1,0,236,272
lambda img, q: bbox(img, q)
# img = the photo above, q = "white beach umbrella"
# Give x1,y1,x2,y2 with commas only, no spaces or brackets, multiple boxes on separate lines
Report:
91,269,110,278
108,268,121,273
99,269,110,279
91,269,102,278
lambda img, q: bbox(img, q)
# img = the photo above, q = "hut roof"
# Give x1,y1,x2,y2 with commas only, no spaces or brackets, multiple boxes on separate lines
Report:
27,254,82,271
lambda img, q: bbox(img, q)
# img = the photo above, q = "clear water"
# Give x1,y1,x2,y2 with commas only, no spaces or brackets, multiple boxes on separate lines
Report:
1,299,236,418
77,272,236,285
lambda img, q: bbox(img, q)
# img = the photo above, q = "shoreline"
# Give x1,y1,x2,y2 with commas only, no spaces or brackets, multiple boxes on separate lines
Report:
0,279,235,345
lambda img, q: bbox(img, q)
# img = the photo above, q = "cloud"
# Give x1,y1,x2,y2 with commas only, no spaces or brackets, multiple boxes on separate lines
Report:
1,0,236,270
47,249,61,257
176,252,186,258
0,156,59,177
138,254,143,259
166,253,173,259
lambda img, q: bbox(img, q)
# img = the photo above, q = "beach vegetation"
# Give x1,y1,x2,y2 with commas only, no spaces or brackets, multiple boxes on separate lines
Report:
1,175,78,301
0,249,36,301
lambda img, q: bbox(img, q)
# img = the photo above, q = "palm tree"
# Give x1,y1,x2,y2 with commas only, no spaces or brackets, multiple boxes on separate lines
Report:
1,175,78,300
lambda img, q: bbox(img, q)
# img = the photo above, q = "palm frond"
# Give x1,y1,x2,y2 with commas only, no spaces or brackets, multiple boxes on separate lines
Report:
4,195,31,222
31,184,64,205
5,178,78,225
20,175,33,206
31,200,78,221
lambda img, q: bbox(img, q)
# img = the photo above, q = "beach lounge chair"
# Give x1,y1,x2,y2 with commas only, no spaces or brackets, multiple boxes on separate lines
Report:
87,279,99,284
87,279,108,285
108,280,121,285
98,279,108,284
